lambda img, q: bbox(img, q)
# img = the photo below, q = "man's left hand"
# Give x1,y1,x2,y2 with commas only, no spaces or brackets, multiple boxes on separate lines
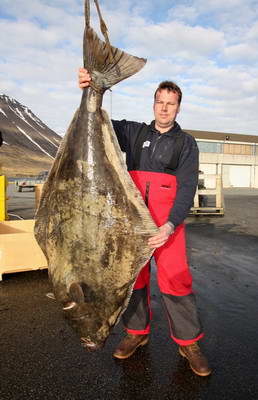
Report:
148,222,174,249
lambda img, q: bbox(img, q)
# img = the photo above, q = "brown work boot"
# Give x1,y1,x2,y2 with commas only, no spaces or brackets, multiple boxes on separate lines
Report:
179,342,212,377
113,334,149,359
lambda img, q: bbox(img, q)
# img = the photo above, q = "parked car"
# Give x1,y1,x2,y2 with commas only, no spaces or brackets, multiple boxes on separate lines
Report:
15,171,48,192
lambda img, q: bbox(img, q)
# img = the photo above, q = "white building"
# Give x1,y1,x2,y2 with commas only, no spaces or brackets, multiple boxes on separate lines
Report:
185,129,258,188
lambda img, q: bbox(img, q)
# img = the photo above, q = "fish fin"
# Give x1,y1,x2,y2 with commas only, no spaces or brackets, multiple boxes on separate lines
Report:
69,282,85,304
83,27,146,90
108,306,123,327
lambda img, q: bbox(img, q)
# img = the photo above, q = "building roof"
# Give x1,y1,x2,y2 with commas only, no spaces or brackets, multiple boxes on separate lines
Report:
184,128,258,144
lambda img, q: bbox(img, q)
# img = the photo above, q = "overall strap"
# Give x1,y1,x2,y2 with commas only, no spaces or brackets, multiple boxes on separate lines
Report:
133,123,149,169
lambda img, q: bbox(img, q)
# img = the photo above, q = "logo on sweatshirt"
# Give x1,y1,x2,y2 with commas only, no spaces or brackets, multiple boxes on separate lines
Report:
142,141,150,148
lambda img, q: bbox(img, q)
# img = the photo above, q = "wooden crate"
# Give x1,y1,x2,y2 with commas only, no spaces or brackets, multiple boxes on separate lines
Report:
0,219,47,280
190,174,225,216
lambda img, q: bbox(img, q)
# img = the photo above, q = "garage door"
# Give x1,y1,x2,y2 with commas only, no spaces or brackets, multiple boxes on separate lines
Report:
223,165,251,187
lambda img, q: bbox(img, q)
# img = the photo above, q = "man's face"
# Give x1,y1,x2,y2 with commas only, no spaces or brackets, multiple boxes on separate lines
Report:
153,89,180,132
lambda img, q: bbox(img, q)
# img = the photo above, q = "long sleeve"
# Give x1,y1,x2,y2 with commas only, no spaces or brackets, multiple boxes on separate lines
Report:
112,119,142,152
168,135,199,227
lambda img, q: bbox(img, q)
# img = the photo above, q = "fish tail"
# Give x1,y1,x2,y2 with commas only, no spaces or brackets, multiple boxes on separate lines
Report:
93,0,121,75
83,26,146,91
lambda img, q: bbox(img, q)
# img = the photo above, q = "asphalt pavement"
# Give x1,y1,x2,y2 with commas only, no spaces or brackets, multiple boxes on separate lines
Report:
1,185,258,400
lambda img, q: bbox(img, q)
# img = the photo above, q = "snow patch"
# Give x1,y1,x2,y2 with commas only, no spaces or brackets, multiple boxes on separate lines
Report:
1,94,17,104
23,107,45,129
0,108,7,117
16,125,54,159
14,107,25,120
8,105,58,149
9,105,38,130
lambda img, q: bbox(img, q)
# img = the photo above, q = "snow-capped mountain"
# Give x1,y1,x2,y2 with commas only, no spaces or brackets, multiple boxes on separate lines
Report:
0,94,62,176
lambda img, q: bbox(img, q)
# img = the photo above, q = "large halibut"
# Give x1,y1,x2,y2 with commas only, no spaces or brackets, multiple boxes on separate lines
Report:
34,0,157,350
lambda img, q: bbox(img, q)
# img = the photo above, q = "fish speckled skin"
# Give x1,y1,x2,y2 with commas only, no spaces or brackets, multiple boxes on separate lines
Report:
34,3,157,350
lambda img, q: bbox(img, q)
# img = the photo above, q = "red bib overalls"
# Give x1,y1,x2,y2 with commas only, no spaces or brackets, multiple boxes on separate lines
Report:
122,170,204,345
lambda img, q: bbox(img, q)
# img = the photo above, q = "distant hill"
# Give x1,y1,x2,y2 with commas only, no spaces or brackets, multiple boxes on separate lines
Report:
0,94,62,177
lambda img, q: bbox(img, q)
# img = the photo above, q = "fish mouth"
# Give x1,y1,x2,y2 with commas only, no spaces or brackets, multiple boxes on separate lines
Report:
80,337,103,351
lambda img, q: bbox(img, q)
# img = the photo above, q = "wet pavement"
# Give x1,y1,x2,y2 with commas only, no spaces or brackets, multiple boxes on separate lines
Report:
1,187,258,399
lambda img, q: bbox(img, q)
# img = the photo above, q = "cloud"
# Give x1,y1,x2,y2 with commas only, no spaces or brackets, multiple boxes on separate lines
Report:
0,0,258,136
127,21,225,60
168,5,198,22
223,43,258,62
247,21,258,39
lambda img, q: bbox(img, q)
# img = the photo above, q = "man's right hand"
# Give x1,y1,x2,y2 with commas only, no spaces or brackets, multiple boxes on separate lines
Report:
78,68,91,89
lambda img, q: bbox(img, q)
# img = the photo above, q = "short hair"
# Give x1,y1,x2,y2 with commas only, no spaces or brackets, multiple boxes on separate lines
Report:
154,81,182,105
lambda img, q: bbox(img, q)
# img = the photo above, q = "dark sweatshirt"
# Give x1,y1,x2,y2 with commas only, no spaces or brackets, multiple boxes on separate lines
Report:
112,119,199,227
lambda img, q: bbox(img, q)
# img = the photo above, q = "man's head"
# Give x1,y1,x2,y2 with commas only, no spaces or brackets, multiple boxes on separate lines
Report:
153,81,182,133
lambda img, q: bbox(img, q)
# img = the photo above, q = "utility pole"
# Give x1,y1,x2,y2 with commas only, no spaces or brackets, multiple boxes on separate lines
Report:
109,89,112,118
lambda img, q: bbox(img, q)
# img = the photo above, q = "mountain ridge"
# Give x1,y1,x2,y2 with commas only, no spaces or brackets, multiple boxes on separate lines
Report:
0,94,62,176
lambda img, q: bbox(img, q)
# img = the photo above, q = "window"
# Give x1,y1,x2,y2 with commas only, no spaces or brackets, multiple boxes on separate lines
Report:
197,141,222,153
223,143,253,155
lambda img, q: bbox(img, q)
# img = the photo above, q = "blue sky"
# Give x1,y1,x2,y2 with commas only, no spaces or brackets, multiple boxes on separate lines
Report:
1,0,258,136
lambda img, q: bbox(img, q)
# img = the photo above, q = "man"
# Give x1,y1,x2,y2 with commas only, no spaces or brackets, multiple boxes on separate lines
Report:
79,68,211,377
